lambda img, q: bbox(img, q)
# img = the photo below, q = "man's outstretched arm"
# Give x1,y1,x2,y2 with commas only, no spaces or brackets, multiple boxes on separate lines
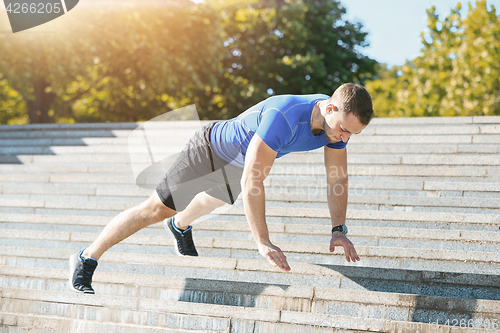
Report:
241,134,290,272
324,146,360,262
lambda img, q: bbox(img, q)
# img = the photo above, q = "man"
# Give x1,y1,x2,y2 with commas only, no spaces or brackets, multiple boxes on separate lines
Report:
69,83,373,294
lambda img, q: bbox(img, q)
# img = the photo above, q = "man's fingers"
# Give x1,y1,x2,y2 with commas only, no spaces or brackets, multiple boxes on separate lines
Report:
347,247,360,262
268,251,290,271
258,242,291,272
267,256,277,266
330,236,360,262
349,244,360,261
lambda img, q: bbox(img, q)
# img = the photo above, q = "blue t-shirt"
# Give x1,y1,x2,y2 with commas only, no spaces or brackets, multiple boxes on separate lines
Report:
210,94,348,167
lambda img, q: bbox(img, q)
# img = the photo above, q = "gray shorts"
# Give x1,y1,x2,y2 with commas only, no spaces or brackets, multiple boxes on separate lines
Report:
155,122,244,211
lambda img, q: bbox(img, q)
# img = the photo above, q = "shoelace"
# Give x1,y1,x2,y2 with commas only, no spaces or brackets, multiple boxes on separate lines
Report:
177,229,195,254
80,260,96,284
183,231,195,248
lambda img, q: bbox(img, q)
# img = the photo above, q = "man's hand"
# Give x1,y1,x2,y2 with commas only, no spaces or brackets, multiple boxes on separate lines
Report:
330,233,360,262
257,241,291,272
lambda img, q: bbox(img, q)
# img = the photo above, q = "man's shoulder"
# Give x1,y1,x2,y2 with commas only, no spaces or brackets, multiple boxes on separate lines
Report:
264,94,330,111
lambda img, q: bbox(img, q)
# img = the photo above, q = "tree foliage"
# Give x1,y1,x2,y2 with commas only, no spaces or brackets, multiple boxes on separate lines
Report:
204,0,376,118
0,1,224,123
366,0,500,117
0,73,26,124
0,0,376,123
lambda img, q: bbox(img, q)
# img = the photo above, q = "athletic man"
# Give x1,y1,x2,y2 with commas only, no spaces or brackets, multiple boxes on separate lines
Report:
69,83,373,294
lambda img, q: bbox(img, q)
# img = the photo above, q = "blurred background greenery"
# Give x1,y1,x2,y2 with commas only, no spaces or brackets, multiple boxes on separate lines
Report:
0,0,498,124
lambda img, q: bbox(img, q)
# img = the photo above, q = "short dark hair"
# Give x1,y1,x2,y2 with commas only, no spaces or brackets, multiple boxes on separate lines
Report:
331,83,374,125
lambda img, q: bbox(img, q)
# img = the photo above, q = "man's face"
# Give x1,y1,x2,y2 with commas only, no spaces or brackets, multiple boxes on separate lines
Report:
323,105,366,143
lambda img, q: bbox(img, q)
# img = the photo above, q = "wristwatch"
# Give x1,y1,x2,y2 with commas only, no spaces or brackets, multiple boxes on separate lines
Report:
331,224,348,236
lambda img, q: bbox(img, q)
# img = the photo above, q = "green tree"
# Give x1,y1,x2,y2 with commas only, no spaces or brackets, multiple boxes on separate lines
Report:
203,0,377,119
364,64,405,117
0,1,224,124
0,73,26,124
1,0,376,123
367,0,500,117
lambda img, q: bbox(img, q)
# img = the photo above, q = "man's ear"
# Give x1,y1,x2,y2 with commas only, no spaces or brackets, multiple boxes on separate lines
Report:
326,104,338,114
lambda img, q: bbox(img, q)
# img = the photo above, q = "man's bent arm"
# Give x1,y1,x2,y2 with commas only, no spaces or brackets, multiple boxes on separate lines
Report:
324,146,360,262
241,134,290,271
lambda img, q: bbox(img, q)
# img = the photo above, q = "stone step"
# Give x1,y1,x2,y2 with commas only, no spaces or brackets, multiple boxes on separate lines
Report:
2,265,500,330
1,248,500,298
267,193,500,210
0,120,212,131
2,123,499,139
368,115,499,124
0,184,148,196
2,143,500,155
1,204,498,227
1,221,499,269
1,213,498,245
1,134,497,148
1,209,499,234
277,153,500,166
6,287,481,333
1,235,499,274
0,312,213,333
1,178,498,201
0,145,185,156
1,179,497,199
3,221,499,256
1,191,499,213
2,185,498,205
225,205,500,226
0,128,200,140
370,124,498,135
0,116,497,133
3,132,499,146
0,122,139,131
0,182,490,202
0,288,261,333
346,144,500,154
1,117,499,332
5,152,500,167
0,137,183,147
1,178,498,203
0,202,494,218
1,163,498,181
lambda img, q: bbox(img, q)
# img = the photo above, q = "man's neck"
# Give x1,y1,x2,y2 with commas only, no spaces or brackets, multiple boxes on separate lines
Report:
310,100,324,136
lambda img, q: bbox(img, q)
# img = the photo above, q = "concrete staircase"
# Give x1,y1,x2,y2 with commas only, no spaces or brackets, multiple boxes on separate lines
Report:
1,116,499,332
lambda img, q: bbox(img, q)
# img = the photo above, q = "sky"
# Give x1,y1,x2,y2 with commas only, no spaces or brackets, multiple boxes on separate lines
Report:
342,0,500,67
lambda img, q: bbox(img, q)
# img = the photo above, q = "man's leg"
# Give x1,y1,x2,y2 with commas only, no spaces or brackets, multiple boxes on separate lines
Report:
173,192,226,230
83,190,176,260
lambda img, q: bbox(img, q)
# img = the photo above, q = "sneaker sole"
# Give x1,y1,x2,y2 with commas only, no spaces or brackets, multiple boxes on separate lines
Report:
68,253,93,294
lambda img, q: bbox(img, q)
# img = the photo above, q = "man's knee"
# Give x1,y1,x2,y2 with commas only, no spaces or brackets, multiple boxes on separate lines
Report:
143,191,176,221
201,192,226,208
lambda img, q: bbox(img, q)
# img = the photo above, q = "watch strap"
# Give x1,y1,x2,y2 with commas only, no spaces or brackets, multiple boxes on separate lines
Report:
331,224,347,236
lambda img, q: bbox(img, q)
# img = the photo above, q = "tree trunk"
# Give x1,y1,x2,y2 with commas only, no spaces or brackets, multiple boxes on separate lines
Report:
26,78,56,124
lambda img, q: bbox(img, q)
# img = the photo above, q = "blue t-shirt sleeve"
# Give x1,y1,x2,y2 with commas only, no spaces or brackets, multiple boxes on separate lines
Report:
326,138,349,149
255,108,292,152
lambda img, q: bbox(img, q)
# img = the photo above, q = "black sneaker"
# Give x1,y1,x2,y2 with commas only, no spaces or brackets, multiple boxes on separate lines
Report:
69,249,98,294
164,216,198,256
